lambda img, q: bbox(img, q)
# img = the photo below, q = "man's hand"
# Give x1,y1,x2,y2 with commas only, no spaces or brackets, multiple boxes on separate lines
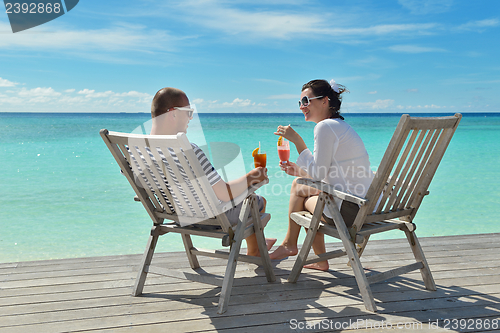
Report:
247,167,268,186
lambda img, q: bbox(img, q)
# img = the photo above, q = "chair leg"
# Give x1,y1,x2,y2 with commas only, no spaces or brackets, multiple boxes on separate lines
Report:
404,229,436,291
288,193,326,283
250,195,275,283
342,236,377,312
287,218,320,283
132,226,161,296
181,234,200,269
325,195,377,312
347,235,369,267
356,236,370,258
217,197,251,314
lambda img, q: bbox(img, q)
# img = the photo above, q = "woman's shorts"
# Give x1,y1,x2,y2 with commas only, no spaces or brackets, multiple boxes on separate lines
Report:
323,200,360,228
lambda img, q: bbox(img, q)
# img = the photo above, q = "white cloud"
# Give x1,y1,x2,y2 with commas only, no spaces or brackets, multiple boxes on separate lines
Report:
368,91,377,94
0,95,23,104
222,98,253,107
117,91,151,98
192,98,205,104
456,19,500,32
329,23,438,37
0,77,18,87
18,87,61,97
346,99,395,110
192,96,271,111
78,89,95,95
0,85,153,112
0,21,178,53
405,104,445,109
79,90,114,98
398,0,454,15
172,2,438,41
388,44,447,53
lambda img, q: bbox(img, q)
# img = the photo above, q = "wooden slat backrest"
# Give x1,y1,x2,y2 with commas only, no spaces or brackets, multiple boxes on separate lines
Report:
101,130,231,230
100,130,164,225
362,114,461,223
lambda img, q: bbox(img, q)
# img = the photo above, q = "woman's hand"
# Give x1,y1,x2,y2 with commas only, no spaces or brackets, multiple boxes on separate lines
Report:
279,161,308,177
275,124,308,155
275,124,299,143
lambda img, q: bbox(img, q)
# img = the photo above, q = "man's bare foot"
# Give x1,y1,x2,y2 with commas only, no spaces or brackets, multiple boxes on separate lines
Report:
266,238,277,251
303,261,329,271
246,238,277,256
269,244,298,260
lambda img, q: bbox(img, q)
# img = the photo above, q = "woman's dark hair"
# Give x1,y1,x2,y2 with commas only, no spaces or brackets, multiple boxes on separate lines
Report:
302,79,348,120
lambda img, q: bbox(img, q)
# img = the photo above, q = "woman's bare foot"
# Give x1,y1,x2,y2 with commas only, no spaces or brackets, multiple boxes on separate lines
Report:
269,244,298,260
303,261,329,271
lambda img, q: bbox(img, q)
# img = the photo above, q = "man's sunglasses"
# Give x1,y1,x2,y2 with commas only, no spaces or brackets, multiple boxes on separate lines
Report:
298,95,324,108
170,106,194,117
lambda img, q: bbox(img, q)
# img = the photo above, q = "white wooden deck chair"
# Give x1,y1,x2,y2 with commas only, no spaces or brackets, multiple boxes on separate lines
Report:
100,129,275,314
288,114,462,312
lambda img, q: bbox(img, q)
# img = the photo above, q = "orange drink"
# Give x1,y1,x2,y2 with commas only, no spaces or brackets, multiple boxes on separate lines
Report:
252,147,267,168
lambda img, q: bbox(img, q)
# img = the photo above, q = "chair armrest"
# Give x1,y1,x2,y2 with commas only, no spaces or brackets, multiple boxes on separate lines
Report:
296,178,367,206
217,179,269,212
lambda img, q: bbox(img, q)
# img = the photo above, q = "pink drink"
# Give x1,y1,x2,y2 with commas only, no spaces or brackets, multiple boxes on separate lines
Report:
277,139,290,162
278,148,290,161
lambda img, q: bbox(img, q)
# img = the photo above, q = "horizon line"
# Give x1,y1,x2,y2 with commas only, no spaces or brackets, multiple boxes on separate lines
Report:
1,111,498,114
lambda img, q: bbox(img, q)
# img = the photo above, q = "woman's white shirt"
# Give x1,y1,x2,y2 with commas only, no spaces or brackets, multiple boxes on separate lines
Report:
296,118,373,211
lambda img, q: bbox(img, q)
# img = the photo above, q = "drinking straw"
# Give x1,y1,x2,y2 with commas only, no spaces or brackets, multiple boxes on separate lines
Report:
259,141,261,153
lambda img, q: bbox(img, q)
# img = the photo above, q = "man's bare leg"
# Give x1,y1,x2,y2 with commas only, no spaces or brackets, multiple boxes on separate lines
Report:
246,235,277,256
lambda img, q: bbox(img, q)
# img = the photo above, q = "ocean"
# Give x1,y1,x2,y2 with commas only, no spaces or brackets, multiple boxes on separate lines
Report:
1,112,499,263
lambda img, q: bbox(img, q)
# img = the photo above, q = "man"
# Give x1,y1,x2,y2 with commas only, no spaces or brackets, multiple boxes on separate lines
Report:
150,87,276,256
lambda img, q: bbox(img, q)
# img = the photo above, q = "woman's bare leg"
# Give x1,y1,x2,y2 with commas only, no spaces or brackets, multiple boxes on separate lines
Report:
245,197,277,256
269,178,320,260
302,195,329,271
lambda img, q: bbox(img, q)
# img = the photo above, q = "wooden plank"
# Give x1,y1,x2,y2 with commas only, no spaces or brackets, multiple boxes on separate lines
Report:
1,243,498,294
1,231,496,273
1,241,499,294
366,262,423,284
2,287,497,333
1,233,499,333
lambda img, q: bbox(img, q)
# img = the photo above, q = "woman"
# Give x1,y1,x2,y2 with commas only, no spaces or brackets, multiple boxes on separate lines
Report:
269,79,373,271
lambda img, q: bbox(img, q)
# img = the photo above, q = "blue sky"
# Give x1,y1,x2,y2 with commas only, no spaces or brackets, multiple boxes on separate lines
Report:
0,0,499,113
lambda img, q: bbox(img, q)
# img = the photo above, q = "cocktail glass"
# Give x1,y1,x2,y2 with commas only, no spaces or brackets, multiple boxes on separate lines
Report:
254,150,267,168
277,138,290,163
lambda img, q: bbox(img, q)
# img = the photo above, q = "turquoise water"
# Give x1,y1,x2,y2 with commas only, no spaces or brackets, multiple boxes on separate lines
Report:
1,112,499,263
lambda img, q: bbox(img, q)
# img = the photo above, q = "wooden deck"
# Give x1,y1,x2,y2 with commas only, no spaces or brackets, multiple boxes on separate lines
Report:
1,233,499,332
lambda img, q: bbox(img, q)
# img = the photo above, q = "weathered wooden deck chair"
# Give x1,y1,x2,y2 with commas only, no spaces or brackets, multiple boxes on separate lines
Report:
100,130,275,314
288,114,462,312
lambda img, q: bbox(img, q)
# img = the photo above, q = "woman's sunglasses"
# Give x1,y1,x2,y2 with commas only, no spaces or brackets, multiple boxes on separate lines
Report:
170,106,194,117
298,95,324,108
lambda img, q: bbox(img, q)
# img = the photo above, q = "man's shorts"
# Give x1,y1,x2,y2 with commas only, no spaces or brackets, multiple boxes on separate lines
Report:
225,194,265,225
188,194,265,230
